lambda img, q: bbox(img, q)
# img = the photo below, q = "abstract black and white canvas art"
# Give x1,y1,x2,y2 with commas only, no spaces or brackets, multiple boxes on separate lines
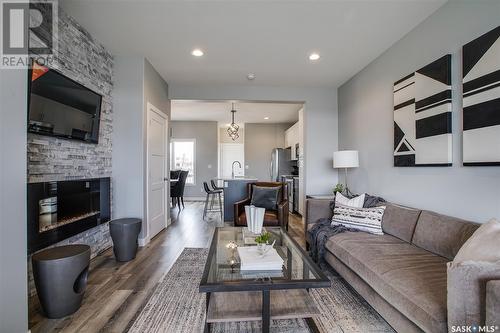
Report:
393,55,452,167
462,26,500,166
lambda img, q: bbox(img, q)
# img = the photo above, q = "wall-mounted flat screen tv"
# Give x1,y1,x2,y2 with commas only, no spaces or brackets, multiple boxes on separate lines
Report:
28,62,102,143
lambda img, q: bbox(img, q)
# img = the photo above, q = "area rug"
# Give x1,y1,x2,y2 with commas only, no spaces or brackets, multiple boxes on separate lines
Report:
127,248,394,333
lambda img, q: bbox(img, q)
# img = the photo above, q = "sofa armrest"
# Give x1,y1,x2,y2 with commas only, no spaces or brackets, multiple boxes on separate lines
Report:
447,261,500,331
233,198,251,225
486,280,500,326
305,199,334,247
305,199,334,225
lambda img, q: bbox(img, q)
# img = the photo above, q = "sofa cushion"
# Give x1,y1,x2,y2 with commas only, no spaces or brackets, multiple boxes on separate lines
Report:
381,203,421,243
326,232,448,333
412,210,479,260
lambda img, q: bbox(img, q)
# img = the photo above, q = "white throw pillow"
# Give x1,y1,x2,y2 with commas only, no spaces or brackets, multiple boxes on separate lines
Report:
335,192,365,208
453,218,500,264
331,203,386,235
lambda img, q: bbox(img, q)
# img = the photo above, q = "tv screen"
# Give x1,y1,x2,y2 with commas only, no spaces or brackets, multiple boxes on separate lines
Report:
28,62,102,143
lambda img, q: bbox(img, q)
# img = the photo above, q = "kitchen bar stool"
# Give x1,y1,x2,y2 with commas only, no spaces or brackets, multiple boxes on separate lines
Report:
203,181,223,221
210,179,224,191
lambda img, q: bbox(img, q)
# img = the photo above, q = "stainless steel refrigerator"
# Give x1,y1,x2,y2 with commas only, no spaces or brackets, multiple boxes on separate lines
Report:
270,148,292,181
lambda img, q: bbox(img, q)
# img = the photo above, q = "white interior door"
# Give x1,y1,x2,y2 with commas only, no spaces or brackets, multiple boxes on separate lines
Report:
147,103,168,239
220,143,244,179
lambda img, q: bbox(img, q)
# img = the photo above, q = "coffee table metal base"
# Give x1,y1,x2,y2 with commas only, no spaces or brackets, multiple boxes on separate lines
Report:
203,289,320,333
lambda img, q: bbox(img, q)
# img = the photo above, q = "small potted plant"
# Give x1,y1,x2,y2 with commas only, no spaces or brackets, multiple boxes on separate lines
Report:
255,232,272,255
333,183,344,195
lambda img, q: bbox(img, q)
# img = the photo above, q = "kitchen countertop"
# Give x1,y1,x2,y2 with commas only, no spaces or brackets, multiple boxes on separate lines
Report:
215,177,258,181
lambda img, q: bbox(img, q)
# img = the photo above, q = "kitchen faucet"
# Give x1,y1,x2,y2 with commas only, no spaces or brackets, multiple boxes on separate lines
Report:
231,161,242,179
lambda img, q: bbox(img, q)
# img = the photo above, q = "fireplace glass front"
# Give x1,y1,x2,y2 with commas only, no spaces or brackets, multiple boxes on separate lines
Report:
28,178,110,253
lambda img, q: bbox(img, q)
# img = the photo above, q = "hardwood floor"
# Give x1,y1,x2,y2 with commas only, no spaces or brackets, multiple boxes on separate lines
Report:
28,201,306,333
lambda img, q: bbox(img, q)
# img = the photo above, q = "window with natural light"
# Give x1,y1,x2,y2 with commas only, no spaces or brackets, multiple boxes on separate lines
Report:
170,139,195,184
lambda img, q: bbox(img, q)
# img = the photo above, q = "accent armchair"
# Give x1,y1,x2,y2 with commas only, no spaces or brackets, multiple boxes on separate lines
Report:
234,182,289,230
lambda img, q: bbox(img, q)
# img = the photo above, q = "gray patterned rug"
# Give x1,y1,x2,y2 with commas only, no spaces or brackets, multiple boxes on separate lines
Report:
128,248,394,333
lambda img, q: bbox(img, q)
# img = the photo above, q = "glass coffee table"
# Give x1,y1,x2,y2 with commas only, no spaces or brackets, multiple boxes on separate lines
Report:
199,227,330,333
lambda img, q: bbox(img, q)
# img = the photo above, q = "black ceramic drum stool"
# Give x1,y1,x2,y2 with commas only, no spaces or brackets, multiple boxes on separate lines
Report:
32,245,91,318
109,218,142,262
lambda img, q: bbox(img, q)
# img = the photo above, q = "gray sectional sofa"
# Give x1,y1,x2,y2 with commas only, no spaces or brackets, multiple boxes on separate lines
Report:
305,198,500,333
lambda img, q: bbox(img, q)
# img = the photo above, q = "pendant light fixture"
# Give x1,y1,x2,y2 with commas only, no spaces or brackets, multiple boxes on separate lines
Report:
227,103,239,141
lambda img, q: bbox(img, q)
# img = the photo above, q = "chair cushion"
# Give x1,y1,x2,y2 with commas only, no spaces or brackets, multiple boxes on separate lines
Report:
326,232,448,333
238,211,279,226
412,210,479,260
251,186,280,210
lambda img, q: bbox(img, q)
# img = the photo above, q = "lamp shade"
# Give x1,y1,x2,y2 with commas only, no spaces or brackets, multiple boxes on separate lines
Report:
333,150,359,169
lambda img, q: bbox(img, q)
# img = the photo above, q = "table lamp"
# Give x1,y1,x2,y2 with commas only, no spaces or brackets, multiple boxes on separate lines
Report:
333,150,359,196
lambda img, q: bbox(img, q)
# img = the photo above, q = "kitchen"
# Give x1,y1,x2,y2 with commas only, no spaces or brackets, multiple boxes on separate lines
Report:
279,108,304,217
170,100,304,222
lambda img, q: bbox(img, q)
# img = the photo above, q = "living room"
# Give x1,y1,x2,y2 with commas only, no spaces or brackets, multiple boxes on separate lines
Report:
0,1,499,333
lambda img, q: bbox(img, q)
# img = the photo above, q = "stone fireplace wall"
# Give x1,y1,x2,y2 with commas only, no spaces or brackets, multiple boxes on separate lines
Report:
28,5,114,296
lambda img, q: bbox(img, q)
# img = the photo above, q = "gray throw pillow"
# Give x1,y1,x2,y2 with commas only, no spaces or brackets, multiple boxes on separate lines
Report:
251,186,280,210
364,194,386,208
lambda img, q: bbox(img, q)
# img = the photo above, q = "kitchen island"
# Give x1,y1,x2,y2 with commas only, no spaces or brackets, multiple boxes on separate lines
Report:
215,177,257,223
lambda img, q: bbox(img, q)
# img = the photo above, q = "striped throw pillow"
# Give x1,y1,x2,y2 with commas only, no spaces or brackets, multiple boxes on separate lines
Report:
332,204,386,235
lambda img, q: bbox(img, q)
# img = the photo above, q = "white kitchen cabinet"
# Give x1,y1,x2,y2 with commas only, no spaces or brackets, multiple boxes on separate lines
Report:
285,122,299,160
285,129,291,149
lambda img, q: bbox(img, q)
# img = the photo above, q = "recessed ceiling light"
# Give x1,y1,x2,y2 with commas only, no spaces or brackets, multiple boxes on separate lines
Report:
192,49,204,57
264,117,269,120
247,73,256,80
309,53,320,61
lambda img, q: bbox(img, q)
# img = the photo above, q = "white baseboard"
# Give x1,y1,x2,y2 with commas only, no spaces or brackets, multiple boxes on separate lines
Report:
138,237,149,247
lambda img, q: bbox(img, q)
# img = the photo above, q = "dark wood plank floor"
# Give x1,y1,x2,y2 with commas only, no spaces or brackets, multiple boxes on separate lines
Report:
28,201,305,333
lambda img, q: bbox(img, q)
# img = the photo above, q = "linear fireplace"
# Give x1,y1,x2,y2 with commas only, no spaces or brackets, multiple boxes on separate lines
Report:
28,177,111,254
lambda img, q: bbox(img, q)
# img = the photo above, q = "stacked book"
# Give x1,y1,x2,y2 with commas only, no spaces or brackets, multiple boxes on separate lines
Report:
237,246,284,271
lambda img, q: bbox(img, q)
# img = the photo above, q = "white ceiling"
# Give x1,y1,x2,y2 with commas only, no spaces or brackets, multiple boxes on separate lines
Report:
61,0,446,88
171,100,302,124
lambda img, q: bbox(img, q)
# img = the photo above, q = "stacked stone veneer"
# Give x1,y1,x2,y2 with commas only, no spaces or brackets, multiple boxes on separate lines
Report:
28,6,114,296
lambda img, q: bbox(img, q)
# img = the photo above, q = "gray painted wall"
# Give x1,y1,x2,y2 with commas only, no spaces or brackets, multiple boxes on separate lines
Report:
171,121,218,197
245,123,291,181
170,85,339,198
1,69,28,333
338,1,500,222
112,56,144,223
113,57,170,241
